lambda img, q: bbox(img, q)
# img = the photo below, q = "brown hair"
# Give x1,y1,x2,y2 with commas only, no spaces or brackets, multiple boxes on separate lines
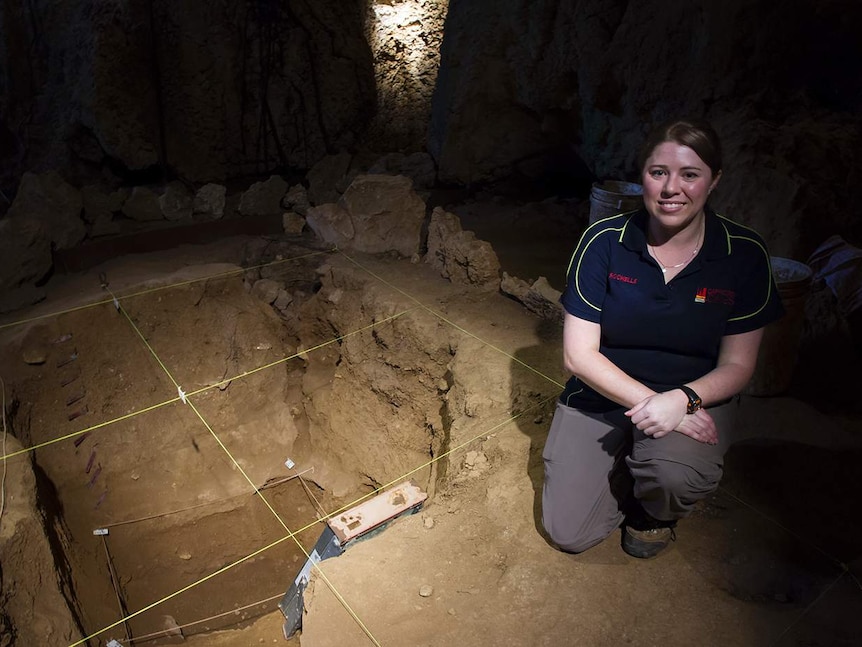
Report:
638,118,723,177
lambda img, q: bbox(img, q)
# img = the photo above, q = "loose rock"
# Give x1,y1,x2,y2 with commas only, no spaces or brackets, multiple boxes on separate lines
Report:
239,176,289,217
425,207,501,290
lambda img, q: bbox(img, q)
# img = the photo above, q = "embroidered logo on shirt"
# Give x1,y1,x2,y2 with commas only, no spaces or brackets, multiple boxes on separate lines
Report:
694,288,736,305
609,273,638,285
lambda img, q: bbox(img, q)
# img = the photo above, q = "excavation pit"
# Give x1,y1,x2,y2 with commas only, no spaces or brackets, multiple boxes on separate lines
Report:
0,239,561,645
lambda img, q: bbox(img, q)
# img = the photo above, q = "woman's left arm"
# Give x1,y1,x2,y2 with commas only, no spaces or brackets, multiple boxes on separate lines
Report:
626,328,764,439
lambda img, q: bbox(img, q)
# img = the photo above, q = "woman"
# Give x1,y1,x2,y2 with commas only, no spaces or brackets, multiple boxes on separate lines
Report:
542,118,784,558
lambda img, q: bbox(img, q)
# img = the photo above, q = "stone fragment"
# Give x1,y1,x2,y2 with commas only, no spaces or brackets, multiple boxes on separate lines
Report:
282,211,306,235
425,207,501,289
419,585,433,598
306,203,355,249
251,279,282,305
274,289,293,312
21,342,48,365
500,272,563,322
7,171,85,249
159,181,193,221
194,183,226,219
464,450,488,471
123,186,163,222
284,184,310,216
423,516,435,529
162,615,183,638
239,175,288,217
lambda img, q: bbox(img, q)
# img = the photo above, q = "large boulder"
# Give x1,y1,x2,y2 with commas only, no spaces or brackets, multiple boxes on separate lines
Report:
284,184,310,216
425,207,501,289
193,183,226,219
6,171,85,250
340,174,426,256
306,203,355,250
307,174,426,257
239,175,288,217
159,181,193,221
368,152,437,190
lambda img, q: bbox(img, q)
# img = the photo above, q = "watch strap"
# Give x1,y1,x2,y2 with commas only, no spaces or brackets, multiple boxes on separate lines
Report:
677,385,702,414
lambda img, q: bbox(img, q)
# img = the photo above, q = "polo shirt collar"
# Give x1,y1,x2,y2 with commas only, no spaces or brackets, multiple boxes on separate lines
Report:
619,206,730,261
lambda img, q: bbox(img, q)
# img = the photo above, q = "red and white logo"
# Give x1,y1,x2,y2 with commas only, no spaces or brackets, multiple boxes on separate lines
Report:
694,288,735,305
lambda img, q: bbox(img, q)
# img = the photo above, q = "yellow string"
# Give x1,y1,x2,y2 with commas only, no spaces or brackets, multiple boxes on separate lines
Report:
68,531,297,647
0,248,335,332
315,394,559,525
115,591,284,644
337,250,565,390
109,285,182,391
70,286,387,647
4,244,564,646
70,392,556,647
1,309,416,461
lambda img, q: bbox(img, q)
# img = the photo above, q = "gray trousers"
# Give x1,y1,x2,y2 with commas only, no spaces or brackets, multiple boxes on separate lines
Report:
541,399,738,553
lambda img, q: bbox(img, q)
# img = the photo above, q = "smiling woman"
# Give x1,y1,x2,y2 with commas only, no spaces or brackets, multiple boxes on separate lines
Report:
640,120,724,280
542,117,785,560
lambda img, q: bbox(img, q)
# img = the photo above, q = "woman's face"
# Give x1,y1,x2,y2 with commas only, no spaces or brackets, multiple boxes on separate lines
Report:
641,141,721,231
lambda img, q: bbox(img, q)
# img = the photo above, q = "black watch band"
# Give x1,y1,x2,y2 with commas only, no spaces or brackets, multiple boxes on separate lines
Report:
678,385,702,414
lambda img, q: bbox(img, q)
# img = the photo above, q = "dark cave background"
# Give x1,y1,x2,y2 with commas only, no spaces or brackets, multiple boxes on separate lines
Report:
1,0,861,260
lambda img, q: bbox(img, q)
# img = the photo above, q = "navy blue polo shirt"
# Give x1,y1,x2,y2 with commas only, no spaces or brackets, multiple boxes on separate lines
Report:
560,208,784,412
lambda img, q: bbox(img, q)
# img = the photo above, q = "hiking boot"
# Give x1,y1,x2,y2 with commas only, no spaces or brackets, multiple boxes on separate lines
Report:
622,525,676,559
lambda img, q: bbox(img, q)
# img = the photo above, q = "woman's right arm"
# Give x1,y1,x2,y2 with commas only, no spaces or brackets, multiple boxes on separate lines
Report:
563,312,656,409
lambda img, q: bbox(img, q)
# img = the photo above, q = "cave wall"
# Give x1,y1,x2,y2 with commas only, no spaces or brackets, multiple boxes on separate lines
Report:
428,0,862,256
0,0,378,185
362,0,449,152
1,0,861,257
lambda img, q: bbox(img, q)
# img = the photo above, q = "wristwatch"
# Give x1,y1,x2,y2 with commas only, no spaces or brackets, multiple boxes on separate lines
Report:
678,385,703,414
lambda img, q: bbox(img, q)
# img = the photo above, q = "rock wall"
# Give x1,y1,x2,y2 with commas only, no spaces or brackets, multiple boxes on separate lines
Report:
0,0,377,185
362,0,449,152
2,0,861,258
428,0,862,256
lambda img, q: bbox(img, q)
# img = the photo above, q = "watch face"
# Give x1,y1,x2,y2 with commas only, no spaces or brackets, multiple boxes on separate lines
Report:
679,386,702,414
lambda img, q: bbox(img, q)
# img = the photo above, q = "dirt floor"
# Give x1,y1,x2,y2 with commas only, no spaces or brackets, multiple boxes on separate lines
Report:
1,208,861,647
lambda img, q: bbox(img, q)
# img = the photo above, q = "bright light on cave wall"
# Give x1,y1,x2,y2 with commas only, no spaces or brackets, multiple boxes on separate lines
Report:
365,0,449,149
370,0,438,75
